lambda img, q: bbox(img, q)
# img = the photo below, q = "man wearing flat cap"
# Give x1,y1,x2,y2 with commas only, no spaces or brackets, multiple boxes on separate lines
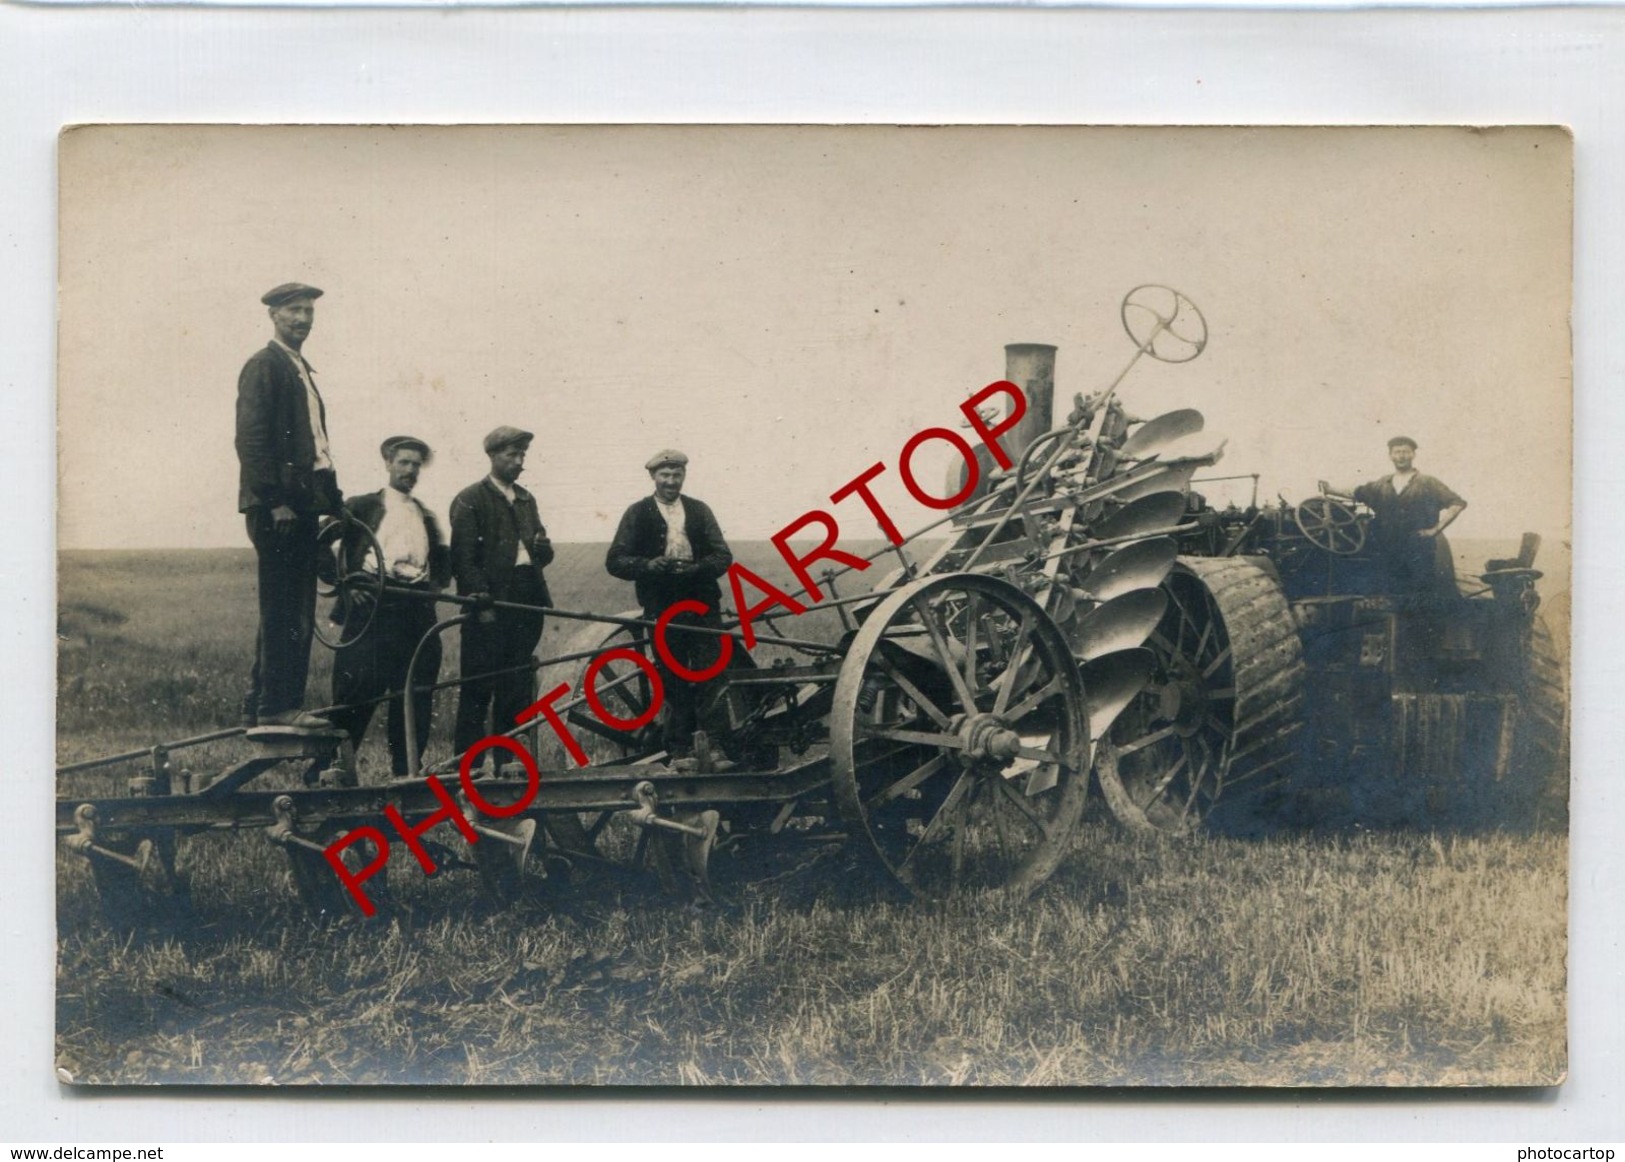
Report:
235,282,344,729
450,426,555,759
607,449,735,760
1322,435,1467,598
328,436,450,776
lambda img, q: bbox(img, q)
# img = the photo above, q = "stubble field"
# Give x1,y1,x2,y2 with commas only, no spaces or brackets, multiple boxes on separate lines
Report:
54,547,1568,1086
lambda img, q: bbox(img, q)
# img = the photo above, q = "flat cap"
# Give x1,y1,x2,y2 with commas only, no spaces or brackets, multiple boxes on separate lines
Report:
484,425,534,455
645,448,689,472
380,435,432,464
1387,435,1418,450
261,282,324,307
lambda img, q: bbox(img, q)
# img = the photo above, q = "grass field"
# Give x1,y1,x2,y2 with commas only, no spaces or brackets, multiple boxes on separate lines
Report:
55,545,1568,1087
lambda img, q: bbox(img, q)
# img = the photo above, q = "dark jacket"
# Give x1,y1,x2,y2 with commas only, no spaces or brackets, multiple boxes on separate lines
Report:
1353,473,1466,543
606,494,733,614
235,342,342,515
343,489,452,590
449,478,555,604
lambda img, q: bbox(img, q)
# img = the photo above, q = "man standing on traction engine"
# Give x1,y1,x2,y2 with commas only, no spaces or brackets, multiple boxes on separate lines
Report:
235,282,344,729
1323,435,1466,603
450,426,554,762
607,450,734,763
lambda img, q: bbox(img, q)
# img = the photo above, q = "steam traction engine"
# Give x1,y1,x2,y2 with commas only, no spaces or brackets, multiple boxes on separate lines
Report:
1154,489,1567,831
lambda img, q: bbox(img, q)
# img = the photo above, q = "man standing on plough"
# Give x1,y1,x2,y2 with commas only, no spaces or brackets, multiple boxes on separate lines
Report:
234,282,345,729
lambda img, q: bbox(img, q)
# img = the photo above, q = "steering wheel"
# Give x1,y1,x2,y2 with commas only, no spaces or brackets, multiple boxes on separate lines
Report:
314,515,387,649
1120,286,1208,364
1294,496,1366,556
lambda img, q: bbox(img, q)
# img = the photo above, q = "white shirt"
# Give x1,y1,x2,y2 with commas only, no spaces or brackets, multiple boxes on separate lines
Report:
655,494,694,561
272,337,333,472
376,485,431,582
488,476,532,566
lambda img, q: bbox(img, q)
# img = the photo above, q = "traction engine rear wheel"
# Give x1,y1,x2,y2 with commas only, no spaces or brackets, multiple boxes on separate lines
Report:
1096,557,1306,834
830,574,1091,898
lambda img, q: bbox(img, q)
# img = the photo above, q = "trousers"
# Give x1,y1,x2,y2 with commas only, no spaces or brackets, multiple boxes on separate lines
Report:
245,508,320,719
651,606,726,757
329,589,441,776
454,571,547,758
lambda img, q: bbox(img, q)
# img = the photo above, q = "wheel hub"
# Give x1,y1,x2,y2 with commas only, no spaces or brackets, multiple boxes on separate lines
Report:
1156,656,1209,738
952,712,1023,768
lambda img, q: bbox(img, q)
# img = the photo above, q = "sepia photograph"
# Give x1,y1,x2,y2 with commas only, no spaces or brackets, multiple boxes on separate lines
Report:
54,124,1571,1087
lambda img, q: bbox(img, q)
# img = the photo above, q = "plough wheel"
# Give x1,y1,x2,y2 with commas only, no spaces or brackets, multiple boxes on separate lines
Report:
830,573,1090,898
538,611,665,768
1096,557,1305,834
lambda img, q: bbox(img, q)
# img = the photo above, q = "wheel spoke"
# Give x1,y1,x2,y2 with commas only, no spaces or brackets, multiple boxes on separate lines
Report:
1194,616,1214,666
993,612,1039,716
1117,722,1179,757
1138,751,1188,811
1181,739,1209,817
860,727,965,749
567,710,650,747
866,753,949,808
605,670,650,718
898,771,973,873
1202,646,1233,680
1003,675,1063,725
960,592,983,694
871,654,953,729
991,772,1052,836
912,596,979,712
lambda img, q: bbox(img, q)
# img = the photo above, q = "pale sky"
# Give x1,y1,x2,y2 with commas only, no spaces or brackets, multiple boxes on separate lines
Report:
58,125,1571,552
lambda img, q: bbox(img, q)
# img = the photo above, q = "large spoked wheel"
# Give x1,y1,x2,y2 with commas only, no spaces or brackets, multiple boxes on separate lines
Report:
1096,558,1306,836
1095,568,1236,834
1294,496,1366,556
537,611,665,766
830,573,1091,899
313,516,387,650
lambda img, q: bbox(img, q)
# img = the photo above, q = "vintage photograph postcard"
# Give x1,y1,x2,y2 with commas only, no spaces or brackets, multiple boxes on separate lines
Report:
55,124,1570,1086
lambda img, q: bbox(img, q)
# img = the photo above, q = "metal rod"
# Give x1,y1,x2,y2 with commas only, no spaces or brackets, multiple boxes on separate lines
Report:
960,420,1081,571
57,729,245,775
1033,521,1201,566
403,614,469,780
381,586,840,655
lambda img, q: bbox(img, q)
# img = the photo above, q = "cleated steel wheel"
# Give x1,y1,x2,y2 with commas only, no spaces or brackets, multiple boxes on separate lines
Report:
830,573,1090,898
1516,612,1569,828
1095,557,1305,834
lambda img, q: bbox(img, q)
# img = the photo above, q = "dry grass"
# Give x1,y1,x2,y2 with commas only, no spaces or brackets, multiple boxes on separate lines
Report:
55,548,1568,1087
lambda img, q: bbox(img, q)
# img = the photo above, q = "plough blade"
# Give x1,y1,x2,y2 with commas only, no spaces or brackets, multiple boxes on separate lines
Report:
648,809,721,904
1110,462,1198,503
63,804,190,929
1119,408,1204,460
268,794,386,921
1081,648,1158,739
1074,537,1178,602
473,817,538,904
1092,491,1189,543
1071,589,1169,663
